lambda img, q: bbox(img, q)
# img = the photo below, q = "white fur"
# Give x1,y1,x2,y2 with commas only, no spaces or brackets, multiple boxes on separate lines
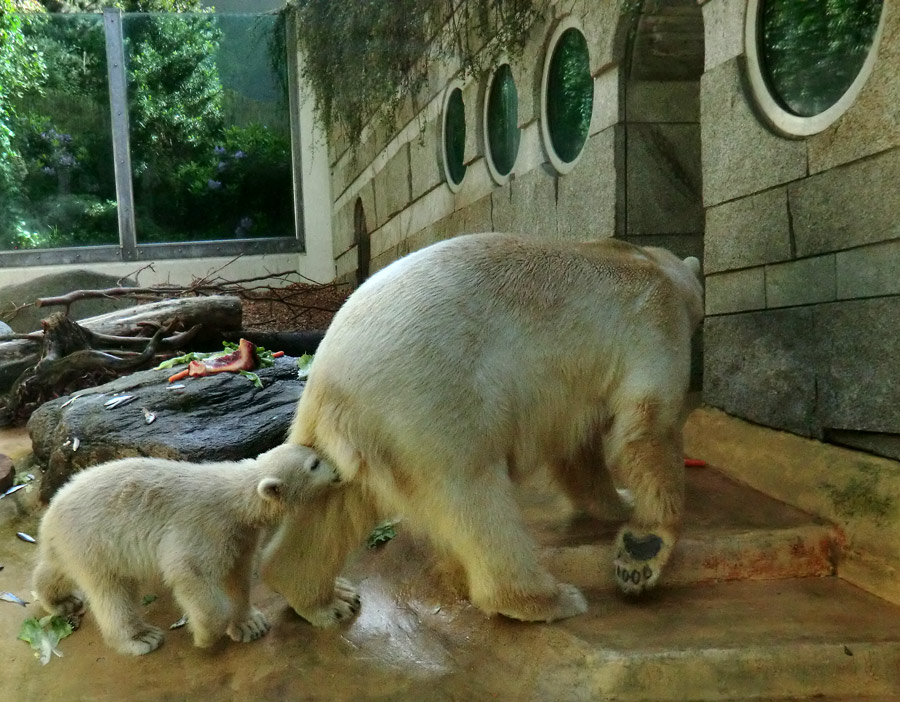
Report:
262,233,704,622
33,444,339,655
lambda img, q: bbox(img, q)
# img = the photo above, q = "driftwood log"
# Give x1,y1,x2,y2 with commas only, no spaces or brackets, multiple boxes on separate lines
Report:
0,296,243,422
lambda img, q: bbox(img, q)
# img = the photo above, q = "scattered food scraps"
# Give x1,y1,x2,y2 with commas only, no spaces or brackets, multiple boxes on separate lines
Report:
142,594,157,606
366,520,398,549
170,614,189,630
16,532,36,544
104,395,136,409
1,484,27,499
297,353,314,379
18,615,74,665
1,592,29,606
142,408,156,425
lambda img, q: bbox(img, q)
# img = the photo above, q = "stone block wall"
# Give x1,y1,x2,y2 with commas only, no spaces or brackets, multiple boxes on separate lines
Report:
326,0,635,286
700,0,900,459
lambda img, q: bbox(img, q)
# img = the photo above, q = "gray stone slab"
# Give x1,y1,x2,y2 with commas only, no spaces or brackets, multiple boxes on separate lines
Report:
701,59,807,207
807,6,900,174
373,143,412,229
837,240,900,300
558,127,619,240
816,297,900,434
626,81,699,123
0,270,136,333
705,267,766,316
789,148,900,257
704,187,792,273
410,117,443,202
701,0,745,72
500,165,559,239
460,193,493,235
490,182,516,234
626,123,702,236
765,255,836,309
703,307,819,437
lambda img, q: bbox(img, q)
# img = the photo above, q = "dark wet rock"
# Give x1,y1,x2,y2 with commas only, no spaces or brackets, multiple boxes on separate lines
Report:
0,270,136,333
28,357,304,501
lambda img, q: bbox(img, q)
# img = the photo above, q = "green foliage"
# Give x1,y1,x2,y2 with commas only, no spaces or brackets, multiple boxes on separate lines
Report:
125,11,224,178
761,0,883,116
0,0,46,239
286,0,548,148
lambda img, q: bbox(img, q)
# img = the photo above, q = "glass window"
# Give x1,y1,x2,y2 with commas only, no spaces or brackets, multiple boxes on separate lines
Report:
442,85,467,190
759,0,883,117
485,64,520,182
544,26,593,169
123,12,295,244
1,13,116,251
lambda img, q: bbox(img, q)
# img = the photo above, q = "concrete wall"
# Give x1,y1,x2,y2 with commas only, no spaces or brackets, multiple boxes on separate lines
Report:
700,0,900,459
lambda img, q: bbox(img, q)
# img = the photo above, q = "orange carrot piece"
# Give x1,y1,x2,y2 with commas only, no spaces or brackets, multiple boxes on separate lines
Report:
684,458,706,467
168,368,190,383
272,350,285,358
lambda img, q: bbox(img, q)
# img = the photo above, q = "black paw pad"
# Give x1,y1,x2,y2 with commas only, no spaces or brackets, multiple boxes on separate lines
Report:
623,532,663,561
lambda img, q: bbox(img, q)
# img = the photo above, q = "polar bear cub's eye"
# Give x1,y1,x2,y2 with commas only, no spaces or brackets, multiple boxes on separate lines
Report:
307,456,321,471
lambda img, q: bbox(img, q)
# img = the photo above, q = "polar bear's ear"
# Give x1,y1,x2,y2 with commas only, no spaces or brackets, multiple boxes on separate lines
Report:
683,256,701,278
257,477,284,503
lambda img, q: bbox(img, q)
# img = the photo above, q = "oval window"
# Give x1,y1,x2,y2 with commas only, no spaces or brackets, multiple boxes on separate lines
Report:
746,0,885,136
442,84,467,191
485,63,520,183
542,22,593,173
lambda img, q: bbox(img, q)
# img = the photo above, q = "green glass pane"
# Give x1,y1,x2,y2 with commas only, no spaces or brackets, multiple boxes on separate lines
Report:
1,13,117,251
487,64,520,177
444,88,467,186
547,28,593,164
760,0,883,117
124,12,294,243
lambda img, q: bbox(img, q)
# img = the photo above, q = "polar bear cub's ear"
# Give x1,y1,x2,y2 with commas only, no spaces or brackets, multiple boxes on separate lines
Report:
257,477,285,503
684,256,701,278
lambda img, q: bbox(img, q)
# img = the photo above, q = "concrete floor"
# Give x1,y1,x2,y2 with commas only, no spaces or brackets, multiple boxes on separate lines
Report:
3,425,900,701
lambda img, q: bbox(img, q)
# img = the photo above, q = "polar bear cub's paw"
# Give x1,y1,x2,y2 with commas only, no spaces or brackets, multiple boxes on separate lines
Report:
613,525,675,595
297,578,361,628
116,625,166,656
227,607,271,642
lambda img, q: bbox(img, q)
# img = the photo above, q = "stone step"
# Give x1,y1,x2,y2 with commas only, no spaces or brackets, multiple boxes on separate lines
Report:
524,465,843,589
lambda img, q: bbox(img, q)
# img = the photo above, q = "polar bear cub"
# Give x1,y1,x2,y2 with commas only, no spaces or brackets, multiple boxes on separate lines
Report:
33,443,341,656
262,232,703,625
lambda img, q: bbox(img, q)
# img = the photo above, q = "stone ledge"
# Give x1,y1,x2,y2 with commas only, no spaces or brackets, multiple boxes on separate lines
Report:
684,406,900,605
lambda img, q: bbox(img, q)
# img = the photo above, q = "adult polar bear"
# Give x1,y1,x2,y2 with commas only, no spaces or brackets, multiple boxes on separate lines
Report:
262,233,703,624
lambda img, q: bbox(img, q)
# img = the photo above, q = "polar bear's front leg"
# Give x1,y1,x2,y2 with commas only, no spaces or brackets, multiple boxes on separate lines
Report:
260,486,371,627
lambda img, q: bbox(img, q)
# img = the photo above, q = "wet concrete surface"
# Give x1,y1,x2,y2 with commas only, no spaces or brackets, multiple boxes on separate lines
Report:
2,427,900,701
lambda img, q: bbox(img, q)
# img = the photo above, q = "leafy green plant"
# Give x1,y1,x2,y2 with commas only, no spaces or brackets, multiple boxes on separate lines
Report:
18,614,74,665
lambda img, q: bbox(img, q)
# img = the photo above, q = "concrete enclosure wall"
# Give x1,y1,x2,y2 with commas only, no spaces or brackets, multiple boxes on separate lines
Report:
323,0,898,460
700,0,900,459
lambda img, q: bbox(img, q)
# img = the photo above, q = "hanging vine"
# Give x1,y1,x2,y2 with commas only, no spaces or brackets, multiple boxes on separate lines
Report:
276,0,549,150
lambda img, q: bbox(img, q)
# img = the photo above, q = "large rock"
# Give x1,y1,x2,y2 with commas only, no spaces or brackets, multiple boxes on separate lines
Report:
28,357,304,501
0,270,136,333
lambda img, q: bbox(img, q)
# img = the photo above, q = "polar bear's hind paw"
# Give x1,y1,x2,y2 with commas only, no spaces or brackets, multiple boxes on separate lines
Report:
613,527,673,595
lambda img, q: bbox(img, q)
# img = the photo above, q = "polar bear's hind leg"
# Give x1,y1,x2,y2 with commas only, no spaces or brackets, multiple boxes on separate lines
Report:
32,552,84,620
608,399,684,595
81,574,165,655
